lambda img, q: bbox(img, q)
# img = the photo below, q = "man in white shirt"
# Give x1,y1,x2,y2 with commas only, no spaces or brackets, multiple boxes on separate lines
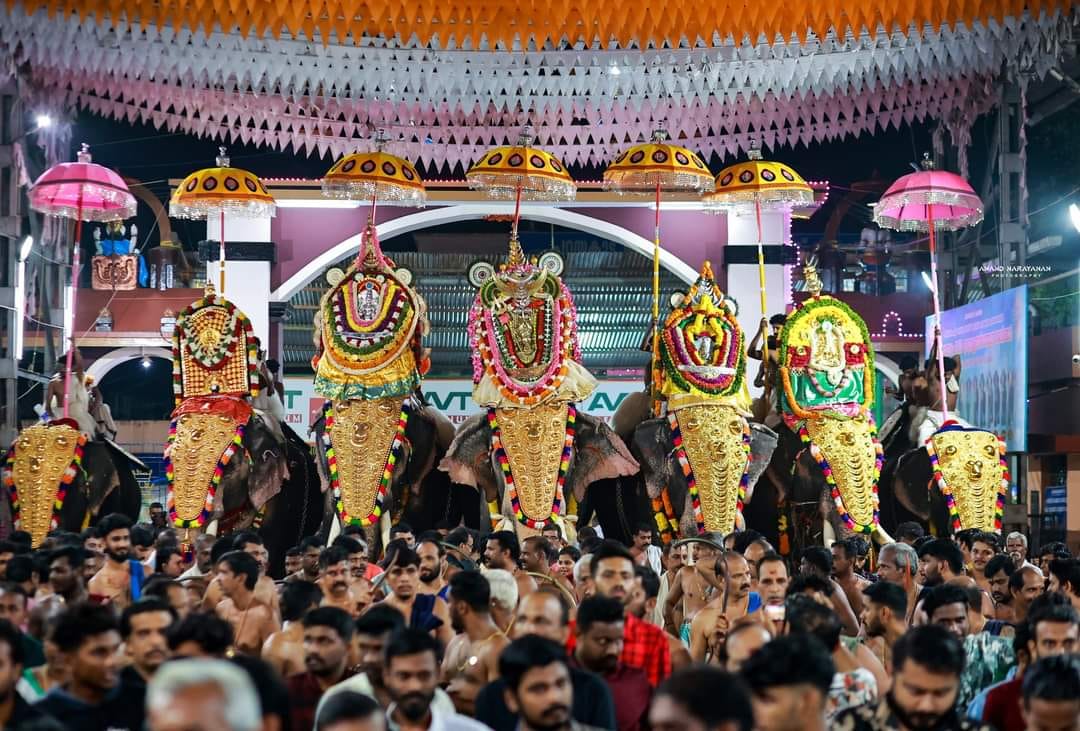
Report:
178,534,217,580
383,629,488,731
630,525,663,577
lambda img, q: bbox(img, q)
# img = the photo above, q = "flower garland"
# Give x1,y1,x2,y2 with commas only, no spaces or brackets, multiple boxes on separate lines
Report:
924,430,1009,533
652,487,678,543
487,405,574,530
796,418,882,534
323,401,411,527
659,321,745,398
165,418,246,529
668,412,750,535
2,433,87,535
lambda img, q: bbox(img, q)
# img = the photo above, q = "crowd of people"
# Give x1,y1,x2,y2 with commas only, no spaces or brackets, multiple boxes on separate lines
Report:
0,511,1076,731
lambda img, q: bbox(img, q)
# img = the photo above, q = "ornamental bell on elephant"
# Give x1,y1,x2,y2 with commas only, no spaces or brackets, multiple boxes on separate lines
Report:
620,262,777,537
776,260,891,545
311,226,455,557
166,286,291,545
441,239,638,540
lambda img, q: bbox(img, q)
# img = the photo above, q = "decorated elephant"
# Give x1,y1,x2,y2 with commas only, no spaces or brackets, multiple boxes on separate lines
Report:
877,348,1008,537
440,243,638,540
761,260,892,549
164,287,292,548
613,262,778,539
309,226,457,559
2,421,142,546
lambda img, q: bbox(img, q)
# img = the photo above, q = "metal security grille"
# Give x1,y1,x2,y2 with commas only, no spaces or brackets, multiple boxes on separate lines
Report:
283,232,686,378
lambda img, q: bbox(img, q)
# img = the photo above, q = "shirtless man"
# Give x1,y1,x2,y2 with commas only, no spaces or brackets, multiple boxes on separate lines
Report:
689,552,763,662
799,546,860,636
29,546,87,637
969,532,998,595
631,565,692,670
88,514,149,609
441,571,508,716
202,533,280,622
664,535,725,643
483,530,537,599
832,539,871,618
320,547,364,617
286,536,322,583
214,550,278,656
379,546,453,647
263,580,324,677
522,536,573,595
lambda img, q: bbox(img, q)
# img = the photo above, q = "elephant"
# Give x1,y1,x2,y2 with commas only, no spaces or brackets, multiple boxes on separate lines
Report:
757,259,893,554
3,423,142,546
438,248,640,541
311,392,458,560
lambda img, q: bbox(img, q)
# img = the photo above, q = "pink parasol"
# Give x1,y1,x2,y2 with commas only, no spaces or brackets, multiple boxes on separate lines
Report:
29,143,136,420
873,154,983,421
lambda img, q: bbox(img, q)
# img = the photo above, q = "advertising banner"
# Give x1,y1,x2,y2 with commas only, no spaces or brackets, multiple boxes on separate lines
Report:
281,378,643,439
926,285,1028,451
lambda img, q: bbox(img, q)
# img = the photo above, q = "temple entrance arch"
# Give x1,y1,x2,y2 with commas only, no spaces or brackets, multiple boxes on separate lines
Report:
270,204,700,302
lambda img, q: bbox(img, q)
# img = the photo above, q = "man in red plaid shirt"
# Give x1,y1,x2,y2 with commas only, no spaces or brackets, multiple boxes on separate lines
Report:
566,541,672,686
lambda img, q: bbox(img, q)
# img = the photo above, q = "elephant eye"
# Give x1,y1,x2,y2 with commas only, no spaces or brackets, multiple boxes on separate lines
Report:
945,445,958,456
985,445,998,457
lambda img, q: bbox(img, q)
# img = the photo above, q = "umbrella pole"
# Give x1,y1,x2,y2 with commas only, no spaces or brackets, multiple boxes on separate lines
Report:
512,183,523,240
927,208,949,422
651,180,661,412
62,206,83,421
754,199,768,333
219,210,226,294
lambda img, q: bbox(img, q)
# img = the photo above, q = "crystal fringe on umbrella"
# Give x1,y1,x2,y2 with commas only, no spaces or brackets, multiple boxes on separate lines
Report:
466,175,577,201
30,186,137,221
602,168,714,193
872,190,985,232
169,198,277,219
321,179,427,206
702,187,815,209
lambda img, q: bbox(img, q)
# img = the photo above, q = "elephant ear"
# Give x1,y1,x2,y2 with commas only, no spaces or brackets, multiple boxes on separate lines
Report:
565,411,639,502
630,417,676,500
746,423,779,490
610,390,652,442
415,403,457,452
439,413,496,492
243,413,289,510
891,447,934,521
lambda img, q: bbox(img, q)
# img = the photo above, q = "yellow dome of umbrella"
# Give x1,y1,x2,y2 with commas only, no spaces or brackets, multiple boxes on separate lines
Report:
170,147,276,219
467,132,576,202
170,148,276,294
703,148,813,209
604,131,714,194
322,147,426,207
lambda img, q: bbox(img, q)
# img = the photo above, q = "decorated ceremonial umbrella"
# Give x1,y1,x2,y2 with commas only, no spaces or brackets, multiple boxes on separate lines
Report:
703,144,813,335
322,129,427,261
466,126,576,264
169,147,275,294
603,130,714,400
29,143,136,419
873,154,983,420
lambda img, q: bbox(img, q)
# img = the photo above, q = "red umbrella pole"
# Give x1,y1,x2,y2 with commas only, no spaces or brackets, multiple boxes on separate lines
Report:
927,207,949,422
650,180,661,411
62,205,83,420
219,210,226,294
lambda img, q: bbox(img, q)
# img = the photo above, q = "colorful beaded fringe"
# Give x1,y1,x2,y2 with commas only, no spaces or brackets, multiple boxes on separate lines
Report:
323,400,411,527
487,405,575,530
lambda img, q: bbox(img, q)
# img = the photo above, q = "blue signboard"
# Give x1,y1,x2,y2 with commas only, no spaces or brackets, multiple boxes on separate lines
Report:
926,285,1028,451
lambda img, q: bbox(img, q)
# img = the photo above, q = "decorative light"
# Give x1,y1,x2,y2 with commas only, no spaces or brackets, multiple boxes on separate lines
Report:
921,271,936,293
1069,203,1080,234
62,284,74,345
34,113,53,129
609,62,622,76
870,310,924,339
18,235,33,262
141,356,152,369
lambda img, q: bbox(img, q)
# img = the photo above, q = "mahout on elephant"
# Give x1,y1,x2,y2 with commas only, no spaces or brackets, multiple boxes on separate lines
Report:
440,242,638,541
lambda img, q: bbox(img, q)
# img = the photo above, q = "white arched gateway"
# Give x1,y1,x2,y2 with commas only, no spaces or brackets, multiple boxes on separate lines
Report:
270,203,700,302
